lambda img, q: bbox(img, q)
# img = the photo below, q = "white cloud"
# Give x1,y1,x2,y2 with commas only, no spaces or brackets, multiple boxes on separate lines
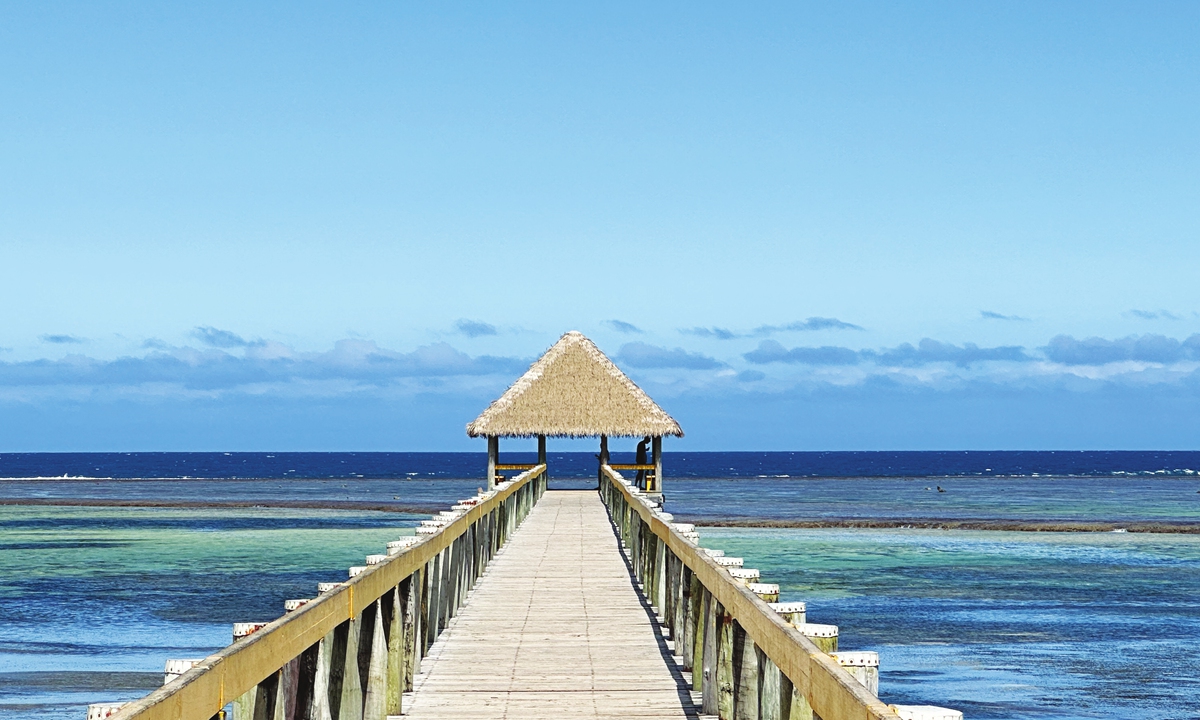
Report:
0,337,528,401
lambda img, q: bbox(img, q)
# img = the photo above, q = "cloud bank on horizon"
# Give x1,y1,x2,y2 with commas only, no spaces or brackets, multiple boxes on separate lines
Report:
5,322,1200,450
18,323,1200,400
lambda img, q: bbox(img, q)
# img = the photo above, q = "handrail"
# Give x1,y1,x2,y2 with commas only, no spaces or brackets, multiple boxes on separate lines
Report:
110,464,547,720
601,464,900,720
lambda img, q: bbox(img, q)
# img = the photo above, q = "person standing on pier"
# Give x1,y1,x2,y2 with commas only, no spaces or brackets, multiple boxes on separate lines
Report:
636,436,651,490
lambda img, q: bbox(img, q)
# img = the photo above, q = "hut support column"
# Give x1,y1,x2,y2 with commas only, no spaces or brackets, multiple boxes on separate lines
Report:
598,435,609,484
538,434,547,489
650,435,663,500
486,436,498,490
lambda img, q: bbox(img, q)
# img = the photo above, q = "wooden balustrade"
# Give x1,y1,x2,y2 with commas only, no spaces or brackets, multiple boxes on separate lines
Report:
600,464,904,720
98,465,548,720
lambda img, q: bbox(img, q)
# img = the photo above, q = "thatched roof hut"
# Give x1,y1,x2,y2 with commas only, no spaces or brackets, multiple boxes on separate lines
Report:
466,331,683,439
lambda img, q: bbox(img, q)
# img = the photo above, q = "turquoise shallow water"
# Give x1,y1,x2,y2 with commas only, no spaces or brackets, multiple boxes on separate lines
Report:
4,479,1200,719
702,527,1200,719
0,505,416,717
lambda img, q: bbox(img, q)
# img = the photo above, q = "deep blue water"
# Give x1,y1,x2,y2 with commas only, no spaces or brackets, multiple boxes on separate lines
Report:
3,453,1199,529
2,450,1200,480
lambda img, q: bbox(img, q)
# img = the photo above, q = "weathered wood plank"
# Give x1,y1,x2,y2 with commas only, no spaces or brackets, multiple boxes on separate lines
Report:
404,491,697,720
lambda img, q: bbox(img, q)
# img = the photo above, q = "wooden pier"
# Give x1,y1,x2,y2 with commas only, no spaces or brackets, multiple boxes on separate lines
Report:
405,490,695,720
87,332,960,720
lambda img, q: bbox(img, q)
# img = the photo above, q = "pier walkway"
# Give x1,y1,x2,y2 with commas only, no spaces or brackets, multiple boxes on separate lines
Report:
405,490,695,720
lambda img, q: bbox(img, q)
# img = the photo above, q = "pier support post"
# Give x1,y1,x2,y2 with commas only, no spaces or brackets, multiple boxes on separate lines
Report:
331,611,364,720
304,629,335,720
446,540,459,622
760,655,783,720
682,570,699,672
405,570,421,690
295,641,318,720
433,549,447,636
671,554,685,643
677,554,685,629
233,689,255,720
693,585,708,690
733,622,759,720
797,623,838,653
656,539,667,615
701,594,719,714
233,676,274,720
362,599,388,720
770,602,806,626
461,533,471,606
788,679,815,720
646,535,657,608
423,556,438,651
274,658,299,720
232,624,272,720
832,652,879,696
717,610,735,720
439,546,452,632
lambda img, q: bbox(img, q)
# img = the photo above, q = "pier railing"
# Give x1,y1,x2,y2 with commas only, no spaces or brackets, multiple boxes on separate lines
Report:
601,464,901,720
100,464,547,720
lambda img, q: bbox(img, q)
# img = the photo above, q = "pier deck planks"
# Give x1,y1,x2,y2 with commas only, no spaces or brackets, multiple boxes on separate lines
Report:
403,490,698,719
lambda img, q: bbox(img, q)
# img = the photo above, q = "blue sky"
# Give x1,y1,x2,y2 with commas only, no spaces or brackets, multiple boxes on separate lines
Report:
2,2,1199,451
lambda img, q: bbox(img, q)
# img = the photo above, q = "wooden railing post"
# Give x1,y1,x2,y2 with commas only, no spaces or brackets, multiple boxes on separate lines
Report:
437,547,451,635
386,586,405,715
734,622,760,720
308,628,334,719
684,571,700,674
675,560,689,645
665,551,678,638
702,593,719,715
406,569,422,690
422,556,436,653
336,611,364,719
656,538,668,615
649,534,657,604
760,656,784,720
285,656,302,718
717,608,735,720
362,599,388,719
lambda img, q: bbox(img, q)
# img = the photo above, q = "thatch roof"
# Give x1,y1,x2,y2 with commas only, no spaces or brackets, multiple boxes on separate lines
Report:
466,331,683,438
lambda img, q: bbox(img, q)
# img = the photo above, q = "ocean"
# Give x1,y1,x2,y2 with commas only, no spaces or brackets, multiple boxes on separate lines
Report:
2,451,1199,719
